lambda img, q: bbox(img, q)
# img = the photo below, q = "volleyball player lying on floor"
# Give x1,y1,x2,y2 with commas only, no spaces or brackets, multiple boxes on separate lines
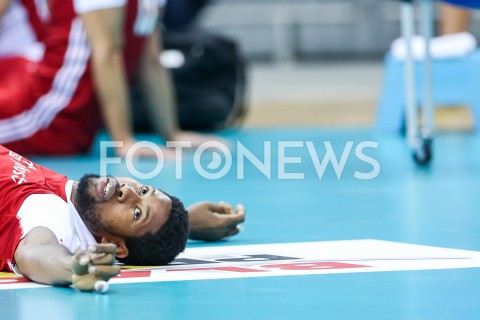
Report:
0,145,245,291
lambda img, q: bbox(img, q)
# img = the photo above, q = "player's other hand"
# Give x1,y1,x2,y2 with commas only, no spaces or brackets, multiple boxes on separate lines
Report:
170,131,230,149
116,138,176,160
71,243,120,292
188,201,245,242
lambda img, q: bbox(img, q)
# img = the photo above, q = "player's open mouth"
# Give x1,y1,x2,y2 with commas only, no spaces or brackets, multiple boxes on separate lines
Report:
97,177,117,201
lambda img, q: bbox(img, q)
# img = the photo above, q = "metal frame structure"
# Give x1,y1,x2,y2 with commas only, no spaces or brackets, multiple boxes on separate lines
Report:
401,0,435,165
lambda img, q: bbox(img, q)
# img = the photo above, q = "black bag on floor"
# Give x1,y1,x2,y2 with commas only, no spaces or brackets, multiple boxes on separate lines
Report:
162,31,248,131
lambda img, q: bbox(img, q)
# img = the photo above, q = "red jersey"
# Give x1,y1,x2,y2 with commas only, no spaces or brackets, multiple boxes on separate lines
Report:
0,145,96,272
0,0,162,155
0,145,68,270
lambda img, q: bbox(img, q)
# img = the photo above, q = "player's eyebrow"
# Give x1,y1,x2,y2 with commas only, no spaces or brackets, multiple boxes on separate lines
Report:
144,206,150,224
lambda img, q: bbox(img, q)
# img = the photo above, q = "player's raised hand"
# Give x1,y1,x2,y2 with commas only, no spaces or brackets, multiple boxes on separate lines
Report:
170,131,231,149
188,201,245,242
71,244,120,292
116,138,176,160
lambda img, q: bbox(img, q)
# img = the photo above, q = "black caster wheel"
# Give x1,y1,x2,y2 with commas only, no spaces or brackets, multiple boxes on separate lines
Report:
412,138,432,166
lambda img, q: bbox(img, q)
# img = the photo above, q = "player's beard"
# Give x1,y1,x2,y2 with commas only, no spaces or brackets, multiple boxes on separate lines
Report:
76,173,106,235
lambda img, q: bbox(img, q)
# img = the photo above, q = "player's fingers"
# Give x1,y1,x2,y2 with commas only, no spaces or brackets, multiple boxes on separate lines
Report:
208,202,227,214
161,148,177,161
135,145,157,157
72,273,110,293
88,243,117,255
90,253,115,265
88,265,121,280
225,204,245,227
72,251,90,275
225,226,241,237
217,201,234,214
72,273,97,292
134,146,176,160
236,204,245,214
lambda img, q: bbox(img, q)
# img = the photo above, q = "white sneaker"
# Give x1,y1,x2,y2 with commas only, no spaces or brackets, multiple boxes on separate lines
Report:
390,31,477,60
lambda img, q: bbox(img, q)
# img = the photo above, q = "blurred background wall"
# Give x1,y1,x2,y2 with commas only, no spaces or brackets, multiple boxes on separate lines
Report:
188,0,477,130
196,0,480,61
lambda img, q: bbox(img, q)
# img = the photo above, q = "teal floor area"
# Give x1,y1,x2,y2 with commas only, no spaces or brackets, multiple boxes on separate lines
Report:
1,128,480,319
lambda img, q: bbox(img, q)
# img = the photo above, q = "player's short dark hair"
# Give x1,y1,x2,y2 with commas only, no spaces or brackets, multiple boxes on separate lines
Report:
117,195,189,266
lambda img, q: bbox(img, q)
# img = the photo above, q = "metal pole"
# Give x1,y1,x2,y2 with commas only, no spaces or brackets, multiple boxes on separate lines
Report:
401,1,419,149
421,0,435,136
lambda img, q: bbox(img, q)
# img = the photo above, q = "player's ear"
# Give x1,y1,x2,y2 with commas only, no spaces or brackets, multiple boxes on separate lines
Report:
100,237,129,259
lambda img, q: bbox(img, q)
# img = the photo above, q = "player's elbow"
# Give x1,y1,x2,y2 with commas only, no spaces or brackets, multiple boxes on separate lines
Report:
91,40,124,67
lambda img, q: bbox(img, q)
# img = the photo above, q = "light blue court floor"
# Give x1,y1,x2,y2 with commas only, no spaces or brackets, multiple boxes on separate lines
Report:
1,128,480,320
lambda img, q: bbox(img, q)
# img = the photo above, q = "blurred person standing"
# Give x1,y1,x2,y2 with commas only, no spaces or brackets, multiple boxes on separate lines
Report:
391,1,477,60
439,1,471,35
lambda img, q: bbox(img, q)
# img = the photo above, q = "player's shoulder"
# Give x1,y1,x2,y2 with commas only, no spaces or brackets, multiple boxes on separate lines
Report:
19,193,69,217
17,193,76,253
17,193,71,236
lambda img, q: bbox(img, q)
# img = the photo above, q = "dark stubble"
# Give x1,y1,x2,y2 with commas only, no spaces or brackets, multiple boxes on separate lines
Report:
75,173,105,235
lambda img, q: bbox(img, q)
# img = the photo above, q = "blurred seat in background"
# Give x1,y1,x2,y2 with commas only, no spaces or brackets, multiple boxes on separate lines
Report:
376,0,480,131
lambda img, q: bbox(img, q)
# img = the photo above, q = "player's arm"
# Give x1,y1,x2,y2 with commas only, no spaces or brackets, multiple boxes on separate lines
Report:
14,226,120,290
14,227,73,286
188,202,245,241
79,7,137,157
138,22,179,140
0,0,11,18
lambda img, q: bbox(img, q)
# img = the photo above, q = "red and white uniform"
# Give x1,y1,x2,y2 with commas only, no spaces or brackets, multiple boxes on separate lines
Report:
0,0,164,155
0,145,96,272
